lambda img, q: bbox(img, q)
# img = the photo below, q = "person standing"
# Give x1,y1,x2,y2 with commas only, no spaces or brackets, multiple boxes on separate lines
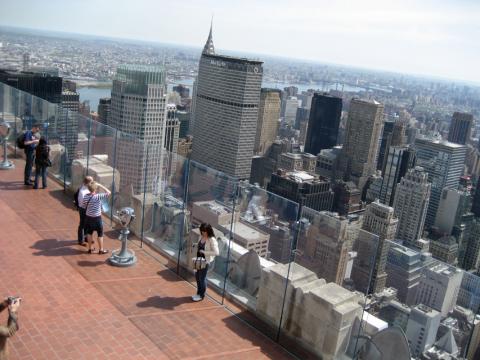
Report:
23,124,40,185
33,137,50,189
192,223,219,302
76,176,93,245
0,297,20,360
82,181,111,254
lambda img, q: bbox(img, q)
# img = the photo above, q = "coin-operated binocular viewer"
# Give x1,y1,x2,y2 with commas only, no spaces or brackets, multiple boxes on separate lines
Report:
0,122,14,170
109,207,137,267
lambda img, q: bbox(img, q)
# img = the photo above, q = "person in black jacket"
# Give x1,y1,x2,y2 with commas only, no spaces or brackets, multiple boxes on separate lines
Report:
33,137,50,189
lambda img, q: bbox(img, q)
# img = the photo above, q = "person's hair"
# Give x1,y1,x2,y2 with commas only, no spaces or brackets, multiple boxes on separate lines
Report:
38,136,47,146
32,124,41,130
199,223,215,238
87,181,98,193
83,176,93,185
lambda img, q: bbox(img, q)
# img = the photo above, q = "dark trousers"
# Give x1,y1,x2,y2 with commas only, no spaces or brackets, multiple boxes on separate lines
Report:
24,149,34,184
195,263,209,298
77,208,86,244
34,165,47,188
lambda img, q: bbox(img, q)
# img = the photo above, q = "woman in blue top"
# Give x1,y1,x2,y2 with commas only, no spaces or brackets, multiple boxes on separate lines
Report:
82,181,111,254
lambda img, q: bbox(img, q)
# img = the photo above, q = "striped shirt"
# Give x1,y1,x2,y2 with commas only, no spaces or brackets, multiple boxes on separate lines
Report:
78,185,90,209
82,193,109,217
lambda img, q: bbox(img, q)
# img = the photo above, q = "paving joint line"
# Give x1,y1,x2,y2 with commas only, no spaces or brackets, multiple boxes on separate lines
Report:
89,275,164,284
184,346,262,359
126,305,222,318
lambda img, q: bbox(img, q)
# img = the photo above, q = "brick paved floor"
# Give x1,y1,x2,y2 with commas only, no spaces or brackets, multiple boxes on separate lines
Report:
0,156,296,360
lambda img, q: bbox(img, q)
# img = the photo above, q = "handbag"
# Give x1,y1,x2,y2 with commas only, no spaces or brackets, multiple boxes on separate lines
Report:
192,256,207,270
45,159,52,167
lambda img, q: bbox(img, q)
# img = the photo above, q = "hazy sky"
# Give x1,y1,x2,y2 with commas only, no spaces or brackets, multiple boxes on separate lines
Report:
1,0,479,83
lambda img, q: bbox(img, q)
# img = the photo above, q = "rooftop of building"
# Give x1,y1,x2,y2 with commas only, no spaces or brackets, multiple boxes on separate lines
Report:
0,155,294,360
202,52,264,65
415,136,467,149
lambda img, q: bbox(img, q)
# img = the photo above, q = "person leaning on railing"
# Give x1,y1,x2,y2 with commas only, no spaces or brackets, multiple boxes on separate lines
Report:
0,297,20,360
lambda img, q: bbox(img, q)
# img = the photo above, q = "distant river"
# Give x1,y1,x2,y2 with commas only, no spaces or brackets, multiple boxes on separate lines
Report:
78,79,370,112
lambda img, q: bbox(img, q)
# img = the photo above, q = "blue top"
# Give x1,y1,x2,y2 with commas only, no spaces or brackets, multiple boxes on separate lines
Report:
24,131,37,151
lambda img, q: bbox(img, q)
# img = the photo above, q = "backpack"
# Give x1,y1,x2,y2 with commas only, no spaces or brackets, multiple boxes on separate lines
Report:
16,132,26,149
73,188,80,208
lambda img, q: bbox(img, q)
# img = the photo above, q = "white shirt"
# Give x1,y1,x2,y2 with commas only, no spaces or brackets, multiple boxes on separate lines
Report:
78,185,90,209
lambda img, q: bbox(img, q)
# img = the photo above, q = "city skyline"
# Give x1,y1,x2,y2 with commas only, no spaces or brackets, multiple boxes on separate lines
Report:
1,0,480,85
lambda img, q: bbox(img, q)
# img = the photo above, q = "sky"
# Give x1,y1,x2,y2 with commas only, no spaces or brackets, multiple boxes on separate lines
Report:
1,0,479,83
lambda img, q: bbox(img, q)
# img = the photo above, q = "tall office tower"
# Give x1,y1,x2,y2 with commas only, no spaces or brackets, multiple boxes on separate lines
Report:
471,180,480,217
429,235,458,265
191,24,263,179
406,305,441,358
282,96,299,126
60,89,80,159
0,69,62,104
376,120,395,171
110,64,167,194
415,262,463,316
267,170,333,212
61,90,80,112
254,88,281,155
434,186,472,235
448,112,473,145
164,104,180,179
337,99,385,191
415,137,467,228
177,110,190,138
22,53,30,71
283,86,298,98
462,218,480,270
386,242,434,305
369,146,416,206
352,200,398,294
393,166,431,247
296,211,351,285
406,126,419,145
97,98,111,126
391,120,407,146
304,93,342,156
190,77,197,132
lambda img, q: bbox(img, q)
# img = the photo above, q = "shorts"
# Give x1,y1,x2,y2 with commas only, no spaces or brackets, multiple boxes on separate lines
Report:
85,216,103,237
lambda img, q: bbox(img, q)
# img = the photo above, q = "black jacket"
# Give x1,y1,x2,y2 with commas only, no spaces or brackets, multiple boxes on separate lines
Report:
35,144,50,167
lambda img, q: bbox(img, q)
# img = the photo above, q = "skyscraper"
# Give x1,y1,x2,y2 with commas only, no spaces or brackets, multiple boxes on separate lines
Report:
254,88,281,155
352,200,398,294
448,112,473,145
393,166,431,248
110,64,167,194
282,96,299,126
414,137,467,227
304,93,342,156
337,99,385,191
191,24,263,179
415,262,462,316
386,242,434,305
406,305,441,357
97,98,111,126
368,145,416,206
296,211,351,285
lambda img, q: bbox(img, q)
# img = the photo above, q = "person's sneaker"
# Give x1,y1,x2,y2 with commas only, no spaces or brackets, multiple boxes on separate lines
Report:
192,295,203,302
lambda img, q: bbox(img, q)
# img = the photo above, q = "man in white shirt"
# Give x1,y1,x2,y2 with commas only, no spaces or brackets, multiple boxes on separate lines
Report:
77,176,93,245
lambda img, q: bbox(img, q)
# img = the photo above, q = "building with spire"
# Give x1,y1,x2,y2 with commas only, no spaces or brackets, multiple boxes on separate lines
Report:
191,23,263,179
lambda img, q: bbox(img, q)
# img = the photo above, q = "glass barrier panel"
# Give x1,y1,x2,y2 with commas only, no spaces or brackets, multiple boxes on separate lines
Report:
80,119,116,217
141,145,190,271
45,103,66,183
180,159,237,303
274,206,379,358
221,182,300,340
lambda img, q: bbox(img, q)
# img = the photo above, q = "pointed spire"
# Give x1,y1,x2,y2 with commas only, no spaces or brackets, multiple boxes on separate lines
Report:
202,17,215,55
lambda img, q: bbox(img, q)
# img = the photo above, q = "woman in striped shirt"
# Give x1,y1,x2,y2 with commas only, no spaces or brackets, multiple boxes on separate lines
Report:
82,181,111,254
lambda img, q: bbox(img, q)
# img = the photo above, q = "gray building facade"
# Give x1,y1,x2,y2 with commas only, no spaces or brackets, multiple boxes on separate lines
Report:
191,25,263,179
